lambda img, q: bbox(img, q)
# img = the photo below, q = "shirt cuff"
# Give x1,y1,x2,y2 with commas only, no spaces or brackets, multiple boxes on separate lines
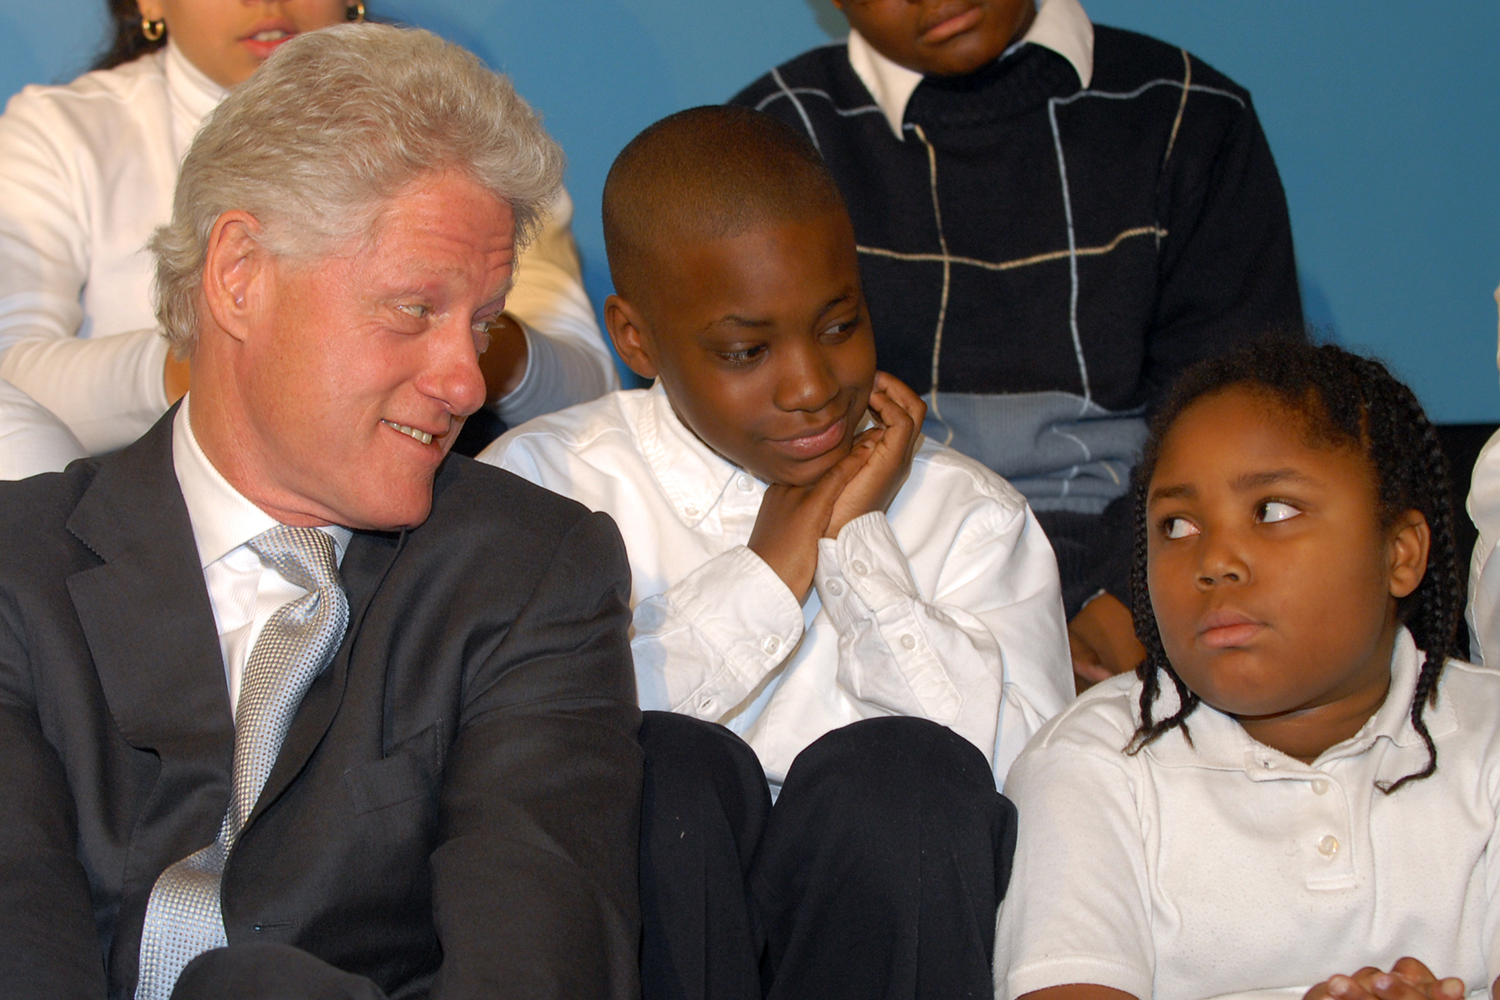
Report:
661,544,804,717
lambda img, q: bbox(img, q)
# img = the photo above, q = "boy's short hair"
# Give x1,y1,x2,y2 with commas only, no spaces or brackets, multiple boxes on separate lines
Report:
602,105,847,303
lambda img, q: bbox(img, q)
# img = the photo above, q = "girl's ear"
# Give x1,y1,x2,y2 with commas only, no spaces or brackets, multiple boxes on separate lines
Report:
1387,509,1431,600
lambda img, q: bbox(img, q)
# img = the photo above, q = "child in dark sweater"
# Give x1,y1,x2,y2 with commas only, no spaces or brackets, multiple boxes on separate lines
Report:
731,0,1302,686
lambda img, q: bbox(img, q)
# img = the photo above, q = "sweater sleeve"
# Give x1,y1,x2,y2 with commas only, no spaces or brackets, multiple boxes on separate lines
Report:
1144,69,1303,403
0,86,172,455
496,188,619,426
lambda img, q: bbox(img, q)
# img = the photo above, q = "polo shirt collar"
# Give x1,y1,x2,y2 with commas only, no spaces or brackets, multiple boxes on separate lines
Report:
1140,628,1458,775
847,0,1095,140
172,394,351,569
636,381,753,528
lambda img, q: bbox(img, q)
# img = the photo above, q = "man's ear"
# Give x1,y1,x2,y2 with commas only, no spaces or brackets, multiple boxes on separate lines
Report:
604,294,660,380
1388,508,1431,600
202,210,270,344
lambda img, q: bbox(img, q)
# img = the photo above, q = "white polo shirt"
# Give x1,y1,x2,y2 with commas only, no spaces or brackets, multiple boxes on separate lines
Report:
995,629,1500,1000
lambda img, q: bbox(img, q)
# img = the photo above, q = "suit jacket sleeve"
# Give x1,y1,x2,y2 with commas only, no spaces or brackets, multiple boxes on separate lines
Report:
0,588,110,997
429,508,642,1000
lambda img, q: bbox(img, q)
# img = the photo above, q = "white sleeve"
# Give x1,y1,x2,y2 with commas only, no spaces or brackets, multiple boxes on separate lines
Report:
994,731,1155,1000
1468,429,1500,668
812,502,1072,783
630,545,805,721
495,188,618,426
0,90,170,454
0,378,86,480
1474,287,1500,666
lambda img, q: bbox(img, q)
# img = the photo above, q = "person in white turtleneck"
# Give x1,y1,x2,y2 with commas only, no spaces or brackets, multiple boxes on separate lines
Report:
0,0,616,476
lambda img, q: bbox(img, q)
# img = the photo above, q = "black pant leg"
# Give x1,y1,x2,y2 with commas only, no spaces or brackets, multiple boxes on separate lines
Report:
638,711,771,1000
751,718,1017,1000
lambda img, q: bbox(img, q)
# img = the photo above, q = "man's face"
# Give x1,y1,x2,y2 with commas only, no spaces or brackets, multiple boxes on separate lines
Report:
234,170,510,530
632,209,876,487
834,0,1036,77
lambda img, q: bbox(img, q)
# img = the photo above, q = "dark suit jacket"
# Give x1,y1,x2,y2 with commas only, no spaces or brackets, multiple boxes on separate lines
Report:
0,411,643,999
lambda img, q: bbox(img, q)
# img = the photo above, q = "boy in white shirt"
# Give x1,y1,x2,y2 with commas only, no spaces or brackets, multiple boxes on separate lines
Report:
481,105,1072,999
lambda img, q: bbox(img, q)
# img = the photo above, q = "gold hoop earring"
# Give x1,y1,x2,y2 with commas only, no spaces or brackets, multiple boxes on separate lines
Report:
347,1,365,21
141,16,165,40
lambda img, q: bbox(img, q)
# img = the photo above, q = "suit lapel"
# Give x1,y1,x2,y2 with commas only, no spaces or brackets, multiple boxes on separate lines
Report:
66,412,234,765
247,526,402,826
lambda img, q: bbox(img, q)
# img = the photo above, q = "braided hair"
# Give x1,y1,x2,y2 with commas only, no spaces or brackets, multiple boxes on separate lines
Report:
1125,338,1461,793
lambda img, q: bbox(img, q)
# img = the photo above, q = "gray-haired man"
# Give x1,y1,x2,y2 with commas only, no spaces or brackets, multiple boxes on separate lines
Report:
0,25,640,999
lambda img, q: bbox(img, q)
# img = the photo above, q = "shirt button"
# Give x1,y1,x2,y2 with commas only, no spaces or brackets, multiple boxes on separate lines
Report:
737,475,754,492
684,506,699,518
851,560,869,576
1317,835,1339,858
826,579,844,597
1311,779,1330,795
900,634,916,650
762,635,781,655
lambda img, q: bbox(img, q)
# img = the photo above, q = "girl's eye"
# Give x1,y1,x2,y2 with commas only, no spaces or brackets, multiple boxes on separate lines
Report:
1258,500,1301,524
1163,516,1199,539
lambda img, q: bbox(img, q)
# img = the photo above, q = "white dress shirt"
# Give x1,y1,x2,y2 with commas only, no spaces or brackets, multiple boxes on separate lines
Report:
0,42,616,456
482,384,1073,789
847,0,1095,139
996,630,1500,1000
171,396,349,717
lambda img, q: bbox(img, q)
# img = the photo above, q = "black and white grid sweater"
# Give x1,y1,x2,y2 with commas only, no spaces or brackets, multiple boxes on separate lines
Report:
731,27,1302,517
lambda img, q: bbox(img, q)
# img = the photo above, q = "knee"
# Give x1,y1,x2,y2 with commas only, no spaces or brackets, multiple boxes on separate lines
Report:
777,718,1014,838
638,711,769,843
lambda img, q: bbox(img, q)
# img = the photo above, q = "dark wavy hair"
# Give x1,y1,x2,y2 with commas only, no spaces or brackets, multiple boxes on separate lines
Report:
94,0,165,71
1126,337,1460,793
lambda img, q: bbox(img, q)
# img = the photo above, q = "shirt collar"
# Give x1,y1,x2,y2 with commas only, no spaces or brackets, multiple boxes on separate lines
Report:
636,381,752,527
1140,628,1458,775
162,40,227,159
847,0,1095,139
172,395,351,569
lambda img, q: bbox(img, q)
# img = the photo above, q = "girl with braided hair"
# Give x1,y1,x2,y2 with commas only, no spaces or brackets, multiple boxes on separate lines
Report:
994,339,1500,1000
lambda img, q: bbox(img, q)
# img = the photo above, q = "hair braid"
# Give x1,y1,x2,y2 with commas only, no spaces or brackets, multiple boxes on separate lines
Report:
1124,338,1460,790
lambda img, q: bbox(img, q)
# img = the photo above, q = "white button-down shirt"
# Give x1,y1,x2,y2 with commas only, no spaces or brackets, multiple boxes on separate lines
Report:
996,629,1500,1000
482,385,1072,789
171,396,349,718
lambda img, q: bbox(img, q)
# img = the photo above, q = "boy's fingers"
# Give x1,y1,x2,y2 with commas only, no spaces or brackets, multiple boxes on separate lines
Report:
871,371,928,426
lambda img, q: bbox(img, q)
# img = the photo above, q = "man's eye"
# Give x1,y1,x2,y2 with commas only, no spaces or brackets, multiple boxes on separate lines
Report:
1163,516,1199,539
398,304,430,319
1259,500,1301,523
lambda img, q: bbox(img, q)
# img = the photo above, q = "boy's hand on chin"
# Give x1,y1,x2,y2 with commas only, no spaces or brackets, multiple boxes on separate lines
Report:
825,373,926,538
749,443,873,602
1304,958,1464,1000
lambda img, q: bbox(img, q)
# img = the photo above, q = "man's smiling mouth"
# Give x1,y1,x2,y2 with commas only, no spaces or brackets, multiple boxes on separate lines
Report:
383,420,434,445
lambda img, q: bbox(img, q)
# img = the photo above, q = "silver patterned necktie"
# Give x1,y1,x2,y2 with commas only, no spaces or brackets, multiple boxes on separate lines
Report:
135,525,349,1000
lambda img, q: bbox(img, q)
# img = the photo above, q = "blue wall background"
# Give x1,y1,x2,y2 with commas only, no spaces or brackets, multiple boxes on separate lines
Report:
5,0,1498,421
